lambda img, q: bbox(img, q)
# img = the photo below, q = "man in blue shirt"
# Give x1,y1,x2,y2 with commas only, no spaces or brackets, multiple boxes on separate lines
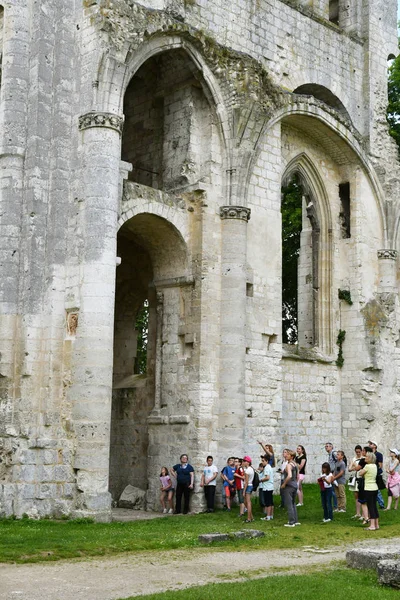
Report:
171,454,194,514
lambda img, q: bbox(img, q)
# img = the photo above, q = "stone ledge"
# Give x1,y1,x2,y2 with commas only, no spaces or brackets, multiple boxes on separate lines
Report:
199,530,265,544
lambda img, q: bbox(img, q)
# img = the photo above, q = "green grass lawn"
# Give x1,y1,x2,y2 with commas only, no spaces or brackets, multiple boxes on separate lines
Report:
122,569,400,600
0,484,399,564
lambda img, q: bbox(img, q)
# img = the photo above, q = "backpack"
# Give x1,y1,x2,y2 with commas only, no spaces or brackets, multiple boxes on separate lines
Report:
252,468,260,492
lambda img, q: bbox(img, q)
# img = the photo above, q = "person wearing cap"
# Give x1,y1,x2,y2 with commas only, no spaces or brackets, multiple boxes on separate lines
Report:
385,449,400,510
242,455,254,523
368,441,385,509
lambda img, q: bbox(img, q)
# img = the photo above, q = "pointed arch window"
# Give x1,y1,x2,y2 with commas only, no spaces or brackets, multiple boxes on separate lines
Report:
281,156,333,355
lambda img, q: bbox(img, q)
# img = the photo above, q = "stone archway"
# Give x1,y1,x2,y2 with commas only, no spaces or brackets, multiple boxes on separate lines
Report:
109,212,189,503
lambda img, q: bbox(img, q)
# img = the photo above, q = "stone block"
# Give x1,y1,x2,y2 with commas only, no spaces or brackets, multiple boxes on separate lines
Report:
118,485,147,510
346,547,400,570
232,529,265,539
198,533,230,544
378,559,400,589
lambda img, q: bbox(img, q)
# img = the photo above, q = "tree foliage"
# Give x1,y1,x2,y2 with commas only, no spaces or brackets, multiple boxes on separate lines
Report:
281,176,303,344
135,300,149,374
387,51,400,155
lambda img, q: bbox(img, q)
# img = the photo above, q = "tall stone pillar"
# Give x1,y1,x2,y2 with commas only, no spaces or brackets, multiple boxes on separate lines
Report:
218,206,250,460
68,111,123,520
377,250,398,292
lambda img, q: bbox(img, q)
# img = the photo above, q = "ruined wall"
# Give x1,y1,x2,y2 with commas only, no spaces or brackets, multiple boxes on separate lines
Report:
1,0,399,518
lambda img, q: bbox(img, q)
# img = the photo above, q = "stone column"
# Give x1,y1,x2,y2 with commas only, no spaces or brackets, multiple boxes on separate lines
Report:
218,206,250,459
0,1,29,426
378,250,398,292
68,111,123,520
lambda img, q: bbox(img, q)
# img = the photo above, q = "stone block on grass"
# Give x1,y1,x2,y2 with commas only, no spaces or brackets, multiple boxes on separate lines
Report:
378,559,400,589
199,530,265,544
198,533,230,544
346,547,400,570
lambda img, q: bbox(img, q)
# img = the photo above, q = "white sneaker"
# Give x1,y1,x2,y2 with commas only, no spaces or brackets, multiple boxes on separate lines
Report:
294,522,301,525
323,518,331,523
163,508,167,514
296,503,303,507
284,523,295,527
168,509,173,514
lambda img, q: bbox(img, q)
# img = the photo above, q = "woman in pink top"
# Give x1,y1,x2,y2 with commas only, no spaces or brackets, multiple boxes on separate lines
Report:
159,466,175,514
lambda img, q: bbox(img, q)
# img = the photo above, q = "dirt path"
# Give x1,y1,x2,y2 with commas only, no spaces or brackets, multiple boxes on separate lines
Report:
2,537,400,600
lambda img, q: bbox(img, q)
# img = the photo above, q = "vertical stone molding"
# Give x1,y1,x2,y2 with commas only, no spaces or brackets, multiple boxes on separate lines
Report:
218,206,250,458
378,249,398,292
67,116,123,519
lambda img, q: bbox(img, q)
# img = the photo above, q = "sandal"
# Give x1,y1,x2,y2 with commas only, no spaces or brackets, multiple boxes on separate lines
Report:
362,519,370,525
364,527,378,531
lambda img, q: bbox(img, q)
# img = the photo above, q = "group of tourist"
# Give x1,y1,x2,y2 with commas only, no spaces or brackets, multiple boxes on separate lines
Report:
158,441,400,530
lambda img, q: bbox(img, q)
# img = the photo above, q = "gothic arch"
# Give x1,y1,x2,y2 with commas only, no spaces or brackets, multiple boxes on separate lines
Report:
96,34,231,169
247,101,387,243
282,153,333,354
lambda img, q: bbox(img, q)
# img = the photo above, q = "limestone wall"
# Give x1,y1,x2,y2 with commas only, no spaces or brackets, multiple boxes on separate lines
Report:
1,0,400,518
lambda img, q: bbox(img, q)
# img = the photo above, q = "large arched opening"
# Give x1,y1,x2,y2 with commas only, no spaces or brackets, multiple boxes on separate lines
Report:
109,44,223,504
109,213,189,501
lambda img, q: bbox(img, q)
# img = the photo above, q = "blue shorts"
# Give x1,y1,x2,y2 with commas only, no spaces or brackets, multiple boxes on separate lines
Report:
246,485,253,494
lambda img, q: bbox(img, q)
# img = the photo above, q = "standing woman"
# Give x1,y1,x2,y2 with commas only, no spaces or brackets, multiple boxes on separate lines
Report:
385,449,400,511
358,451,379,531
257,442,276,467
242,455,254,523
295,445,307,506
280,449,299,527
171,454,194,514
318,462,334,522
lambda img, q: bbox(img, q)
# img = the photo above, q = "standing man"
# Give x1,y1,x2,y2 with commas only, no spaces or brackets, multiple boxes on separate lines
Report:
171,453,194,514
369,441,385,509
331,450,347,512
200,455,218,513
325,442,338,510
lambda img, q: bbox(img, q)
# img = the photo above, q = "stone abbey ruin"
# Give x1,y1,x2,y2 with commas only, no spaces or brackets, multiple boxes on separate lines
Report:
1,0,400,519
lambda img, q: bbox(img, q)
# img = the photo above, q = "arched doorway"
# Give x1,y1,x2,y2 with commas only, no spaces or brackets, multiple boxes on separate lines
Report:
109,213,189,502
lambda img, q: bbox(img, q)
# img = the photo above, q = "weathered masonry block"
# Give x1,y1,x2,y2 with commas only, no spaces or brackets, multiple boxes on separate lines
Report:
0,0,400,519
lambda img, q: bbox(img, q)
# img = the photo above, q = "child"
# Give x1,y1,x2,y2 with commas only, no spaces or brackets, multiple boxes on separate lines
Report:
200,455,218,512
259,454,274,521
243,455,254,522
234,457,245,517
159,466,174,514
318,462,334,522
221,457,236,511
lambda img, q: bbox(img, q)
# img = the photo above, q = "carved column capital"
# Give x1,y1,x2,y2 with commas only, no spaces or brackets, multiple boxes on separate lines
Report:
220,205,251,222
377,249,398,260
78,111,124,134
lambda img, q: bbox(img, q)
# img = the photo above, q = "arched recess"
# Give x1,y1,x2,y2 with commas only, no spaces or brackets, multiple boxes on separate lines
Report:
97,35,231,184
282,154,333,354
293,84,352,122
119,42,227,194
109,212,189,501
